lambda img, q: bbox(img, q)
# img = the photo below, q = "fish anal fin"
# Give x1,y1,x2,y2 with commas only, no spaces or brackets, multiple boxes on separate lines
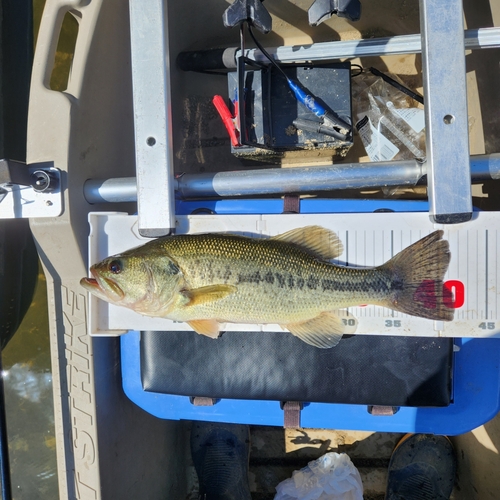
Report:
272,226,343,260
285,310,357,348
183,284,237,307
187,319,221,339
334,309,358,334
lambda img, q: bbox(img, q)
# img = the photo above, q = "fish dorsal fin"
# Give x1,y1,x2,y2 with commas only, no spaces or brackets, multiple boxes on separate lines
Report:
182,284,237,307
187,319,221,338
271,226,343,260
285,310,357,348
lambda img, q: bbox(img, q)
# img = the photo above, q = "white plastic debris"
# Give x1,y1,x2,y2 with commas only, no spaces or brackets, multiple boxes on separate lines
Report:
274,452,363,500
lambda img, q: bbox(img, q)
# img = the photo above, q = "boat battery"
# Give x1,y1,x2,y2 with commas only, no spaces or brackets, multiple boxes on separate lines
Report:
227,62,353,161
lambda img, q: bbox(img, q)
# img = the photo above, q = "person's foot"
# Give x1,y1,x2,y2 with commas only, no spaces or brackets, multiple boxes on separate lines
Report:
385,433,457,500
190,421,252,500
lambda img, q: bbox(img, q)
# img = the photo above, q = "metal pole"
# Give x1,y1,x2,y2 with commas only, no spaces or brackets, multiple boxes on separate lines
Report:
83,153,500,203
84,177,138,203
178,28,500,72
239,27,500,65
177,161,422,198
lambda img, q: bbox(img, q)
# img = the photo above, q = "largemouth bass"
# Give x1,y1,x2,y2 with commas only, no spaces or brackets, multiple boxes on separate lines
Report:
80,226,453,348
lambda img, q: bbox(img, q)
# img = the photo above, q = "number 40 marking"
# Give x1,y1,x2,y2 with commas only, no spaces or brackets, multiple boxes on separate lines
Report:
414,279,465,309
412,280,497,331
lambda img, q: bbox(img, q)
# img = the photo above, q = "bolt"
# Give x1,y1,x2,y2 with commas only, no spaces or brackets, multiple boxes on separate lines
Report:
45,200,53,206
31,170,55,192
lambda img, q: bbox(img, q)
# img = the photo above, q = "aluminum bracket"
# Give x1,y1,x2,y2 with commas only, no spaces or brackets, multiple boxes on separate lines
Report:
0,165,62,219
420,0,472,223
129,0,175,237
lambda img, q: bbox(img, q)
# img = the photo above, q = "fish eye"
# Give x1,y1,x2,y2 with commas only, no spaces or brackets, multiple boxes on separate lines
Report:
108,260,122,274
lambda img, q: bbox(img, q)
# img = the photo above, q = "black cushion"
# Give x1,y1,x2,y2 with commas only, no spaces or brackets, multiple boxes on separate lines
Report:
141,331,453,407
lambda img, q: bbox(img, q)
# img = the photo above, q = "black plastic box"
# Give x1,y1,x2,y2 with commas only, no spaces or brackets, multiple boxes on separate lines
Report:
228,62,353,161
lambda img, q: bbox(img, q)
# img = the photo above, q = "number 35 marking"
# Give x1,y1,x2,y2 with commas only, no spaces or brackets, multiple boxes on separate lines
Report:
385,320,401,327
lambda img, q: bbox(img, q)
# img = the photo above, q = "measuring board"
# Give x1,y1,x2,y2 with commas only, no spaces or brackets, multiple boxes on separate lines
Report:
86,211,500,339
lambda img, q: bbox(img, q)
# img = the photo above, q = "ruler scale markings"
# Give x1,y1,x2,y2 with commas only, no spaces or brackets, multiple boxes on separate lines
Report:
467,230,470,320
406,230,412,318
387,230,394,317
373,230,376,266
493,228,497,321
381,230,384,266
400,230,403,319
363,230,366,267
458,231,464,321
345,230,349,267
457,233,469,319
345,230,353,318
494,229,497,319
460,231,464,321
355,231,357,270
486,230,489,320
472,230,475,320
391,230,395,319
477,230,480,320
382,230,387,319
493,229,495,321
477,230,480,319
475,230,478,320
480,229,483,320
366,230,369,265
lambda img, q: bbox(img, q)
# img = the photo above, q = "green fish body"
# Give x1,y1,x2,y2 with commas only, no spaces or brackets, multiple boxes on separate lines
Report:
80,226,453,348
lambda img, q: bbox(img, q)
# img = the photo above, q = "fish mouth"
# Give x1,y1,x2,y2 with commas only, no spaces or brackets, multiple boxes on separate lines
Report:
80,276,100,289
80,271,125,301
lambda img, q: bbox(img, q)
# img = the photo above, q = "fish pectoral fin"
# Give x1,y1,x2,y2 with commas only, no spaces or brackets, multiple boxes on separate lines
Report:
187,319,221,339
271,226,343,260
285,310,357,348
182,284,237,307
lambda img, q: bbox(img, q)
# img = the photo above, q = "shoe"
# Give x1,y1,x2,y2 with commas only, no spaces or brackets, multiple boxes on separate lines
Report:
190,421,252,500
385,433,456,500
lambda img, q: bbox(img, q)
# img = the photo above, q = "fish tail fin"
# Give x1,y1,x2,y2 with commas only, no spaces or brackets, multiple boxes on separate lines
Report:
380,230,454,321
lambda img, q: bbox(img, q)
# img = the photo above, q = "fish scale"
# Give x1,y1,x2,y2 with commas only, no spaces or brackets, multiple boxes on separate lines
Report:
159,233,389,324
